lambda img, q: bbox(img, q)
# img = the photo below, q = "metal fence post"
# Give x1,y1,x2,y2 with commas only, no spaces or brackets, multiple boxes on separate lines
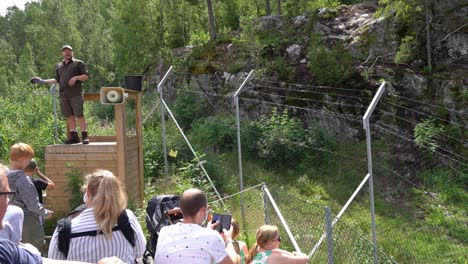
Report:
262,183,270,225
158,66,173,181
50,84,59,144
363,81,386,264
325,206,334,264
234,70,255,232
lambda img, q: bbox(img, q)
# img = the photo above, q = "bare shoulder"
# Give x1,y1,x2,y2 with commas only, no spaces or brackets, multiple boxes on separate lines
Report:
269,249,309,264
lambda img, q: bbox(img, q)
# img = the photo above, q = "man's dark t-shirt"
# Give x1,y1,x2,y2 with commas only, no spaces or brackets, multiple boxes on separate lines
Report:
55,58,89,99
0,238,42,263
33,180,48,204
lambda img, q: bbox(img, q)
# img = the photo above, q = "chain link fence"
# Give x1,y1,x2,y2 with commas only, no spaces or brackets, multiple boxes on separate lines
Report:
150,72,467,263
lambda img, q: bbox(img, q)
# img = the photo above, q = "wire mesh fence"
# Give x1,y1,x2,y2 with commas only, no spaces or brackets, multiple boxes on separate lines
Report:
150,72,467,263
5,70,465,263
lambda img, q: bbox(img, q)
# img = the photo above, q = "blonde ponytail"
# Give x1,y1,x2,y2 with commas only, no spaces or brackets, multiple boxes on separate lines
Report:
85,170,127,239
245,242,259,264
245,225,279,264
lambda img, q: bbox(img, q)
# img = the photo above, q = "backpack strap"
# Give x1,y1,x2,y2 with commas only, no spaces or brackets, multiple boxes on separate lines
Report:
57,218,72,258
117,210,136,248
57,210,135,257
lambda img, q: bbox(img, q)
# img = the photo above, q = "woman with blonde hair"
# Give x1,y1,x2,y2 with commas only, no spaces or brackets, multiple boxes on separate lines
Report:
246,225,309,264
48,170,145,263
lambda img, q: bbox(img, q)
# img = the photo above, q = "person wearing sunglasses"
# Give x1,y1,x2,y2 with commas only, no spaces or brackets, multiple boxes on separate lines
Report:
0,190,23,244
245,225,309,264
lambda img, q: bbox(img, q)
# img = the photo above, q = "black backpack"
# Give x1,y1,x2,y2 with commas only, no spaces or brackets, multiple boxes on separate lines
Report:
56,208,136,258
144,195,181,258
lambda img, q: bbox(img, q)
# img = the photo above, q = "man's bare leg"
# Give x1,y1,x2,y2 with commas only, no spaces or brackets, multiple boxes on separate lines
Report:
77,116,89,144
77,116,87,132
67,115,77,131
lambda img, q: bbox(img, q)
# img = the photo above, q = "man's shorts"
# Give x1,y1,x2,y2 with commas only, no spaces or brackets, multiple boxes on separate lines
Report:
60,95,84,118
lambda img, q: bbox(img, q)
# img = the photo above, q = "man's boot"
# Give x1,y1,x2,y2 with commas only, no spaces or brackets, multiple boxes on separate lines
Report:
82,131,90,145
64,132,80,144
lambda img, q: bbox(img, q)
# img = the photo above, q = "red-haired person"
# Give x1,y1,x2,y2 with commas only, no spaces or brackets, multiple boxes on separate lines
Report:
7,143,53,248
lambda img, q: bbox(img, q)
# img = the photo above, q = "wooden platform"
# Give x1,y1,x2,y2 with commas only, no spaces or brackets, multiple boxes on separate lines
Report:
44,90,144,214
45,139,143,213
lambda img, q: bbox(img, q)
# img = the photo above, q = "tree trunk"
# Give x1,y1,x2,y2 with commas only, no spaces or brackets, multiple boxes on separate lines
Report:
277,0,281,15
159,0,165,46
425,0,432,74
206,0,216,41
266,0,271,16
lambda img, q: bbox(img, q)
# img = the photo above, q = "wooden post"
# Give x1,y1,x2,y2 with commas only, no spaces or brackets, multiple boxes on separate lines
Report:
135,93,144,203
115,104,127,185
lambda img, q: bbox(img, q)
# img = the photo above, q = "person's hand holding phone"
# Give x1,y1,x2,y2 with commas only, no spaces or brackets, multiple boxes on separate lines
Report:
208,220,220,230
221,225,234,242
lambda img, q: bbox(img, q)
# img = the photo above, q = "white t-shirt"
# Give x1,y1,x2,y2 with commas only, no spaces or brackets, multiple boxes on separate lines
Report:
0,205,24,243
154,222,227,264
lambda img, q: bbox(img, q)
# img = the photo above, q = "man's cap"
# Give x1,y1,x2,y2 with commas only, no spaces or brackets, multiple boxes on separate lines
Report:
62,45,73,51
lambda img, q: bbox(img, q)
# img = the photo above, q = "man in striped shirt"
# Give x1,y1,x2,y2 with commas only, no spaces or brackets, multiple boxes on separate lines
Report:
155,188,240,264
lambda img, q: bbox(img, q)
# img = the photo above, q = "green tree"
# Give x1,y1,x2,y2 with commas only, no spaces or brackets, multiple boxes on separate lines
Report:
17,43,36,81
76,0,116,89
113,0,163,75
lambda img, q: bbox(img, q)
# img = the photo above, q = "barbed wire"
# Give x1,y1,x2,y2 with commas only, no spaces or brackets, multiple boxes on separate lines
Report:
379,110,468,145
253,78,371,93
239,97,364,122
251,83,373,101
244,90,368,110
383,101,468,129
373,123,468,165
387,92,467,116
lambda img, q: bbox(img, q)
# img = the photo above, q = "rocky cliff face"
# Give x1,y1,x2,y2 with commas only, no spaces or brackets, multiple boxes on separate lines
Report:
148,0,467,143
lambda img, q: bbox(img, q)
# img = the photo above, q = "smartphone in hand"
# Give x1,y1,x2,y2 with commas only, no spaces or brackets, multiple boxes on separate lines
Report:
211,213,232,233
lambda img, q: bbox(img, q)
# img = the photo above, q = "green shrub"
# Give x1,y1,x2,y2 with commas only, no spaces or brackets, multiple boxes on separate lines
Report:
237,108,337,170
190,116,236,153
308,46,355,86
270,57,293,81
143,121,189,179
227,61,245,74
255,108,306,169
414,118,445,152
65,165,84,210
0,83,66,161
395,35,416,64
172,91,208,131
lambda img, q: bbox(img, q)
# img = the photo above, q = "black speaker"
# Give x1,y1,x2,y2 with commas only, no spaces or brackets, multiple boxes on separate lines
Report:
124,75,143,91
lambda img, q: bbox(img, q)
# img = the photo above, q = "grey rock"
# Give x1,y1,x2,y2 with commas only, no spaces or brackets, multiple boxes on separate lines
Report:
256,15,283,30
286,44,302,62
400,71,427,98
293,15,308,28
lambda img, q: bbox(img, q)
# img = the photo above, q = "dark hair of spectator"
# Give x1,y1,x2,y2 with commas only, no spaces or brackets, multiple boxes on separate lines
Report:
24,159,37,172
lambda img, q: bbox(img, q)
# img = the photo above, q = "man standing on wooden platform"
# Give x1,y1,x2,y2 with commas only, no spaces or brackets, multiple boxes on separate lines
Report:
31,45,90,144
